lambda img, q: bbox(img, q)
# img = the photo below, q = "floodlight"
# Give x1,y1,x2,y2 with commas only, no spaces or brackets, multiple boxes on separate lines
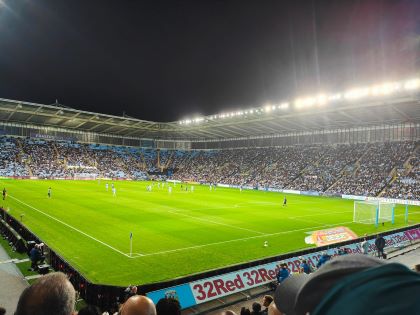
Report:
296,96,319,109
264,105,271,112
344,87,370,100
278,102,289,110
404,78,420,90
328,94,342,101
371,82,399,96
316,94,327,105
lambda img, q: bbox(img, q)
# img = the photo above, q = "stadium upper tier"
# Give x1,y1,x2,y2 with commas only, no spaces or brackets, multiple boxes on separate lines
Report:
1,77,420,140
0,136,418,200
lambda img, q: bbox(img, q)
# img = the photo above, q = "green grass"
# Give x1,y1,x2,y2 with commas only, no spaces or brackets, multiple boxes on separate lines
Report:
1,179,419,286
0,234,38,282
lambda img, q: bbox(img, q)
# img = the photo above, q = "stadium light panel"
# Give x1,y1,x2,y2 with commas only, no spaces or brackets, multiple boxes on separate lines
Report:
404,78,420,90
295,97,316,109
278,102,289,110
176,76,418,124
328,93,342,101
371,82,399,96
316,94,327,106
344,87,370,100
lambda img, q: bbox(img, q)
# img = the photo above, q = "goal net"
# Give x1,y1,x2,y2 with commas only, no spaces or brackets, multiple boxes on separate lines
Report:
353,200,395,225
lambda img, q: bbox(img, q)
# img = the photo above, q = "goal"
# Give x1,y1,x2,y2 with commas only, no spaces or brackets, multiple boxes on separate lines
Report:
353,200,395,226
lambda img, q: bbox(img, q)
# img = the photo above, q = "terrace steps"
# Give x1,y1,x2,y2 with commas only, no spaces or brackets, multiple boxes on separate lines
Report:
379,144,419,197
15,139,33,176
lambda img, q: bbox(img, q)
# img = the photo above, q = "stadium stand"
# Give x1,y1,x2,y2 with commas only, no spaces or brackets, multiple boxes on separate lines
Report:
383,149,420,199
1,136,419,199
327,142,415,196
0,90,419,314
0,137,30,177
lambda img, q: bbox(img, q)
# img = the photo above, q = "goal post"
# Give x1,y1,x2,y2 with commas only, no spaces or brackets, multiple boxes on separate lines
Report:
353,200,395,226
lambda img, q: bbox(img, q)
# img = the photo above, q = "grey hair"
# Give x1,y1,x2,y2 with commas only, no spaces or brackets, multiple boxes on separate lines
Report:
15,272,76,315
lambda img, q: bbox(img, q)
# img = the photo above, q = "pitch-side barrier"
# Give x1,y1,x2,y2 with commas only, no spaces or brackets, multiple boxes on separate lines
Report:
1,207,419,311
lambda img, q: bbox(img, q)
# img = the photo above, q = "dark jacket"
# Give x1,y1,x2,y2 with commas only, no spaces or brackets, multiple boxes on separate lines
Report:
30,247,41,262
276,267,290,283
317,254,331,268
300,262,312,274
375,237,386,249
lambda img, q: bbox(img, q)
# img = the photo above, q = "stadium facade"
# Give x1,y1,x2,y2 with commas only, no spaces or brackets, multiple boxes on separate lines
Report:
1,78,420,312
0,78,420,149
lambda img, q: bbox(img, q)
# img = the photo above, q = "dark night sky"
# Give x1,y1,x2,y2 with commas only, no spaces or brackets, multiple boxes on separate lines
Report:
0,0,419,122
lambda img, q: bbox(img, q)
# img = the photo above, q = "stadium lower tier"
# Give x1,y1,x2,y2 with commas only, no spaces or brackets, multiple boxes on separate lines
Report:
0,136,419,199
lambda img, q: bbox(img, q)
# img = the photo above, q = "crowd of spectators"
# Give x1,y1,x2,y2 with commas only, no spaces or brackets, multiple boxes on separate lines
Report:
6,271,179,315
171,141,418,198
4,251,420,315
290,144,366,192
383,154,420,199
21,139,66,178
0,136,418,199
0,137,28,177
327,142,415,196
1,137,151,180
221,251,420,315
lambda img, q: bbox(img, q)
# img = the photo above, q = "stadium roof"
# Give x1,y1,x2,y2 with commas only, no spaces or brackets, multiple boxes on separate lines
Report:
1,83,420,141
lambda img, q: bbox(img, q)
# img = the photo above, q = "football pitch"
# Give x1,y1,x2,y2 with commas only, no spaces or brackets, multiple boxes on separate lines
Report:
1,179,419,286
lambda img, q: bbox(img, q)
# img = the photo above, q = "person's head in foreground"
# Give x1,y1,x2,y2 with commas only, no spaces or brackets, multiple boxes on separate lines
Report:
274,254,420,315
15,272,76,315
251,302,261,314
77,305,101,315
155,297,181,315
262,295,273,308
119,295,156,315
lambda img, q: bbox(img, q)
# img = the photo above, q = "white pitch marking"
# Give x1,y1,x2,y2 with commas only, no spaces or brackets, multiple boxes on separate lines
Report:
166,209,266,235
132,220,354,258
289,210,353,219
9,195,131,258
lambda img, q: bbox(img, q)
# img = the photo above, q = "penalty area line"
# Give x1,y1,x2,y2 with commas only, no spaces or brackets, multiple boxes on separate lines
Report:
133,220,354,258
8,195,131,258
166,209,266,235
